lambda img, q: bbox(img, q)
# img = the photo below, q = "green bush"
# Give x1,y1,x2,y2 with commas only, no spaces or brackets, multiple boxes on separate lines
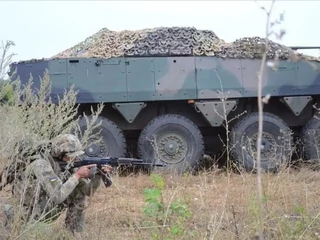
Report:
0,69,104,239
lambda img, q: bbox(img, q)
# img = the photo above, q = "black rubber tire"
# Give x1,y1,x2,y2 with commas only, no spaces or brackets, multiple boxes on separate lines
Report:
77,116,127,158
301,115,320,161
229,112,293,173
137,114,204,174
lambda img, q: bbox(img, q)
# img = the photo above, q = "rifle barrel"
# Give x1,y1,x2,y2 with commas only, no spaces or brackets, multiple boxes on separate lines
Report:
82,157,144,162
289,46,320,50
58,156,166,170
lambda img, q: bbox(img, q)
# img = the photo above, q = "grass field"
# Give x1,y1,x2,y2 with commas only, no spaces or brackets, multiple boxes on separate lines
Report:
2,165,318,240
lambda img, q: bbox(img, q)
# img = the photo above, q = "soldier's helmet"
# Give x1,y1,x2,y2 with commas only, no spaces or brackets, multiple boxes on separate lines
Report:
51,134,85,158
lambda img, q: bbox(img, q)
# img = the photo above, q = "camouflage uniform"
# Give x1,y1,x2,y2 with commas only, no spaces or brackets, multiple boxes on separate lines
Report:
0,134,104,235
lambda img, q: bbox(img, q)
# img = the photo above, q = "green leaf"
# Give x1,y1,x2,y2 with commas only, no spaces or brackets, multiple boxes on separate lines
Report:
151,174,165,189
143,188,162,202
170,226,181,235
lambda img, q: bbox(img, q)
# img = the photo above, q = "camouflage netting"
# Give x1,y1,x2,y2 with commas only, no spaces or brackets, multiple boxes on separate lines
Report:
214,36,297,60
219,37,320,61
53,27,224,59
53,27,319,62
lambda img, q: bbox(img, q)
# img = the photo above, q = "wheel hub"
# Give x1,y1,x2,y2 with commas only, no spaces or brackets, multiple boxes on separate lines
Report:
164,140,179,155
85,137,108,157
157,132,188,164
247,131,277,161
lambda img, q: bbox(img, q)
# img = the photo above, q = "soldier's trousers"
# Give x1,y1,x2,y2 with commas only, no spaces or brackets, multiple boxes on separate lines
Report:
0,197,86,237
64,193,86,234
0,204,14,240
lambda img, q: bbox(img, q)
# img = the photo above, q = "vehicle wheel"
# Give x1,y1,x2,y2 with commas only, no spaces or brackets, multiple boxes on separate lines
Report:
229,112,293,173
301,116,320,161
78,116,127,158
137,114,204,174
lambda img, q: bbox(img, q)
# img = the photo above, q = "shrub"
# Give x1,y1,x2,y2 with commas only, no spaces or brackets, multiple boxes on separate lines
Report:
0,42,104,238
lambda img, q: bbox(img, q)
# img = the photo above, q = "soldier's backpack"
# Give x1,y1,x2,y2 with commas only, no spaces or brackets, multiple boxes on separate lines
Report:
0,139,52,191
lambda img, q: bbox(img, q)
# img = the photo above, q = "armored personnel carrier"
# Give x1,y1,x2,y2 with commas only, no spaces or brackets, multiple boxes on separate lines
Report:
7,27,320,173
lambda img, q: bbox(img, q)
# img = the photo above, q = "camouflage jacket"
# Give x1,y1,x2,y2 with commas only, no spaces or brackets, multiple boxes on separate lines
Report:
11,153,102,222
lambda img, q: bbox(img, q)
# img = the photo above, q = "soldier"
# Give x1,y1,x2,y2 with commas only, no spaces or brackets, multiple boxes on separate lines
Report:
0,133,112,237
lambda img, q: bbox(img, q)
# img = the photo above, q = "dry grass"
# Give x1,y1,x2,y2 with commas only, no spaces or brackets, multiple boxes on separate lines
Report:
2,167,314,240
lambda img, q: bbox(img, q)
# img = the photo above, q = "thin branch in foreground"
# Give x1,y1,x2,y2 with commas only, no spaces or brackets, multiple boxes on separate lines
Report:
255,0,276,239
0,40,16,80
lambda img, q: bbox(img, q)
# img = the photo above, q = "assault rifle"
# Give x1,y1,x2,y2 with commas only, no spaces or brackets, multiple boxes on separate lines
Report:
57,156,166,171
57,156,166,188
